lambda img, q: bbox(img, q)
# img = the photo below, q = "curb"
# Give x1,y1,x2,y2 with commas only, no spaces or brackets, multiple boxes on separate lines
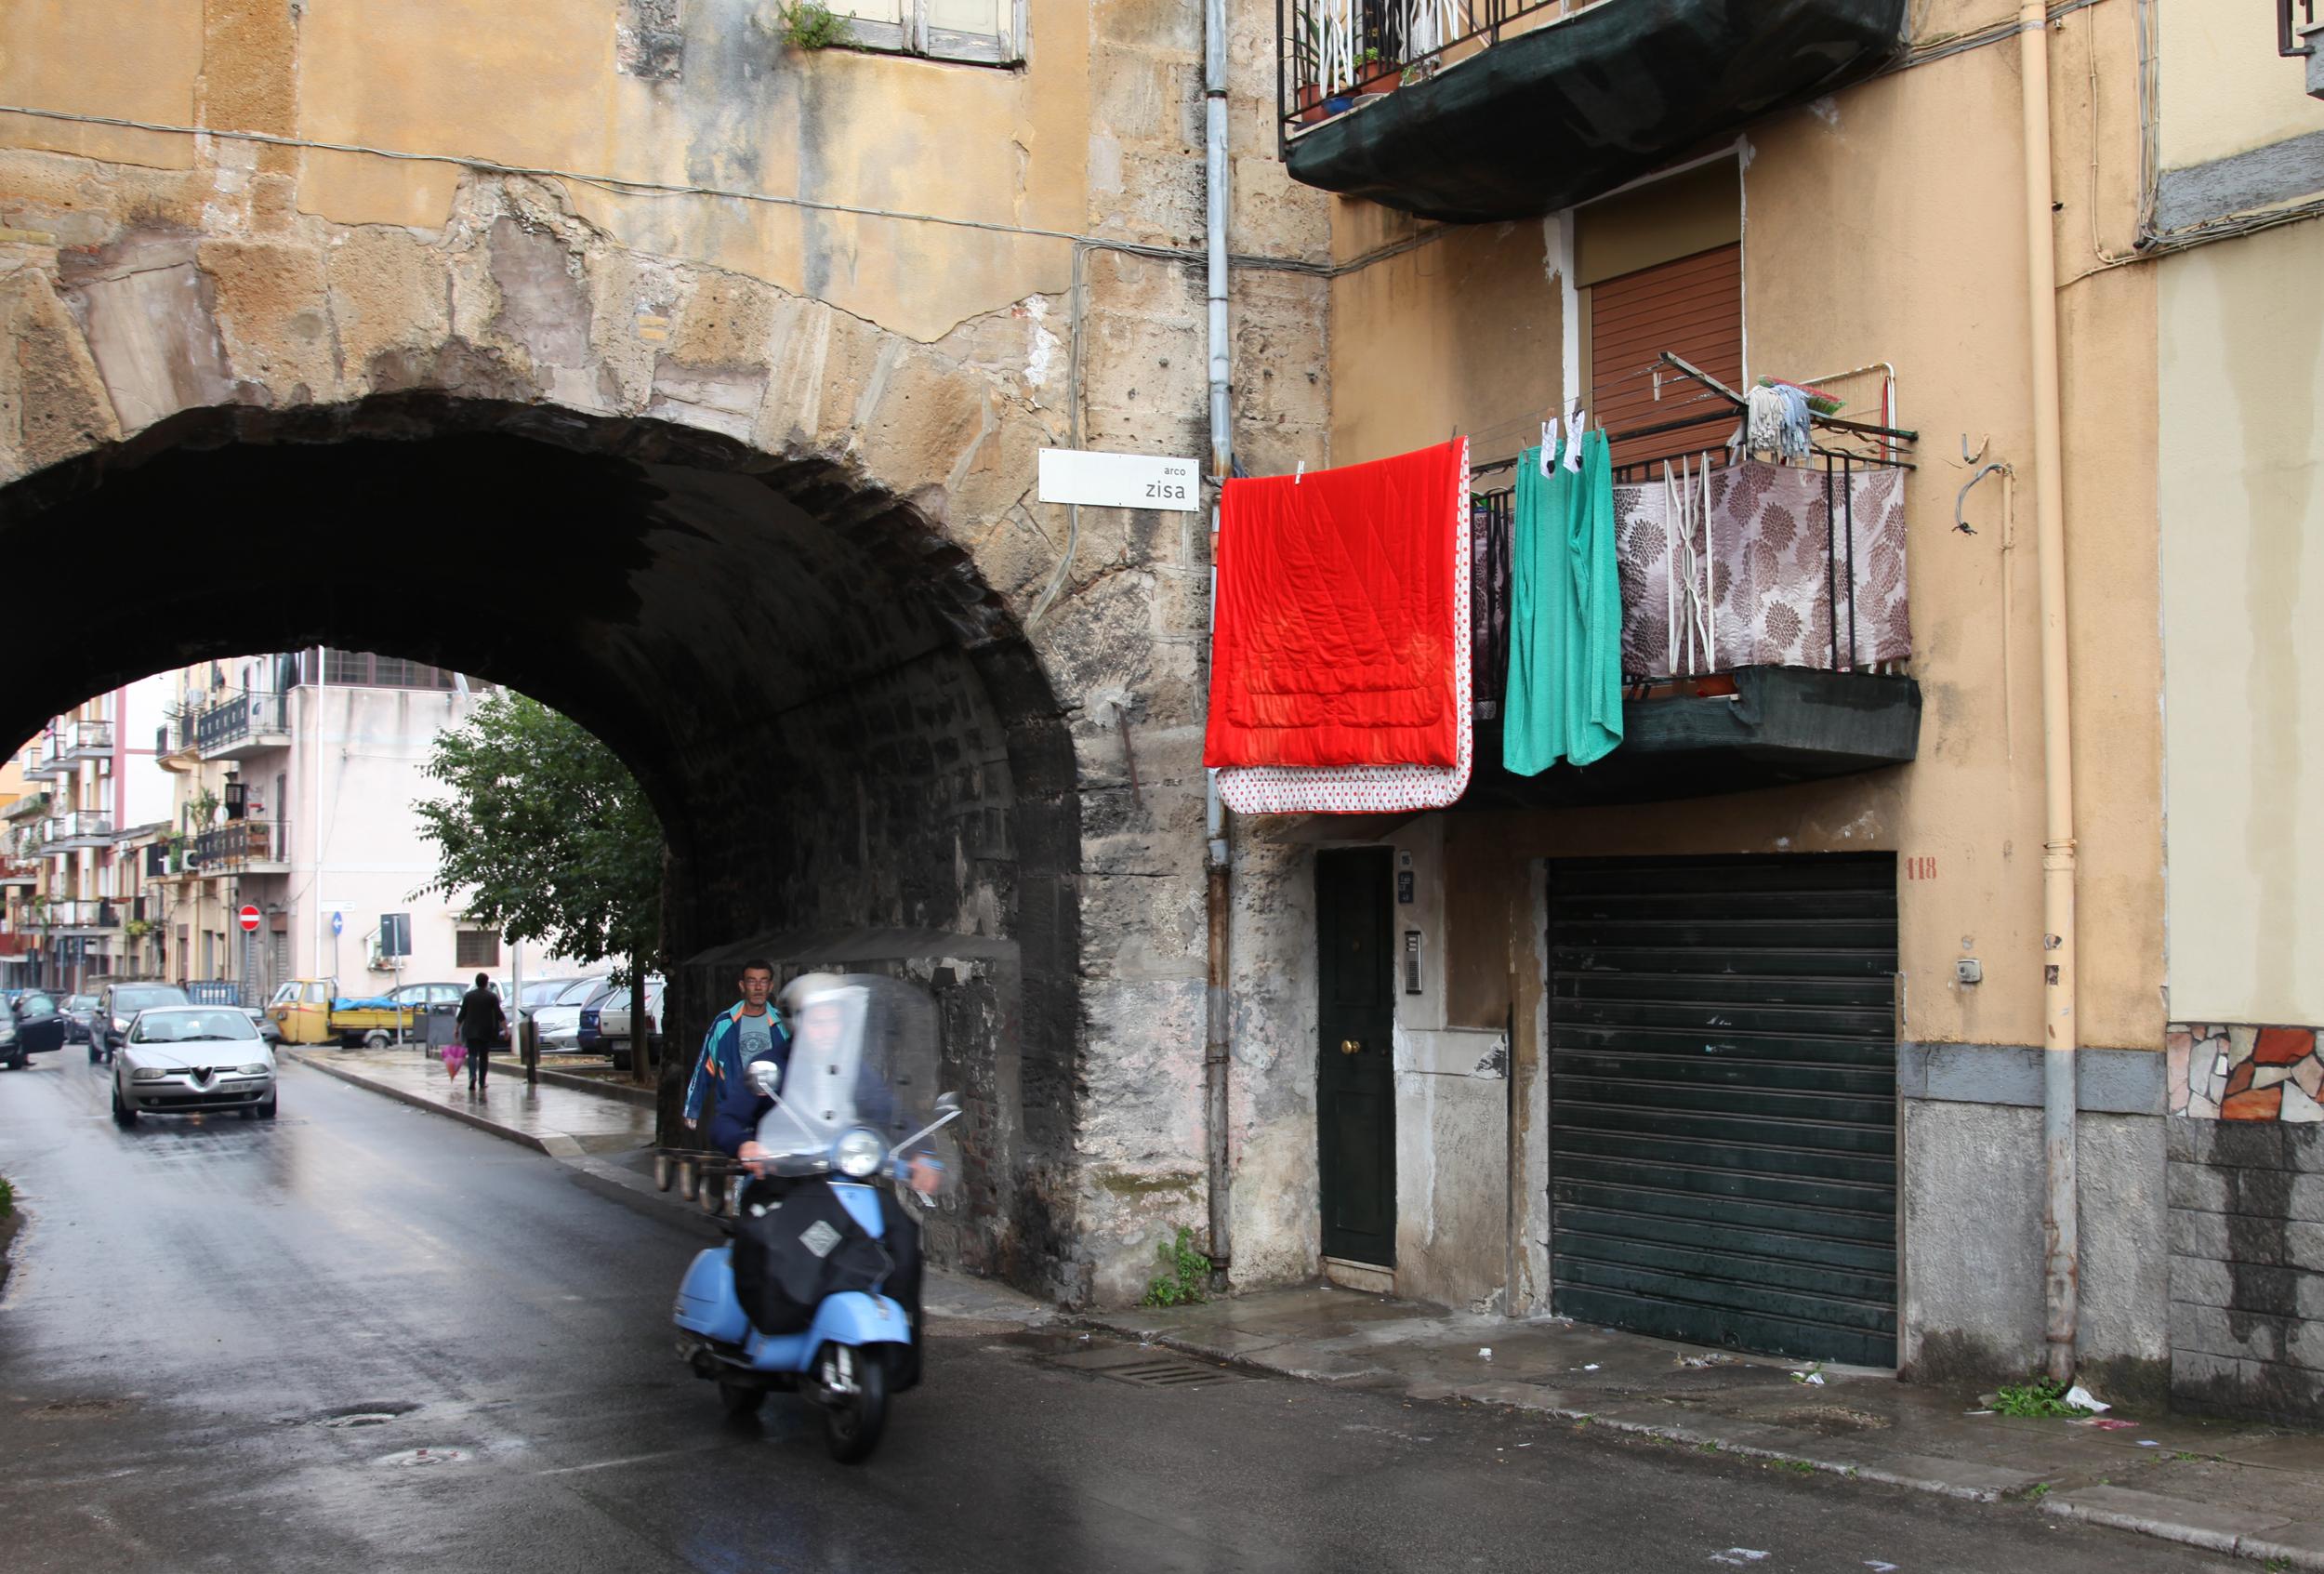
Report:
1083,1314,2324,1568
530,1065,656,1107
286,1051,585,1157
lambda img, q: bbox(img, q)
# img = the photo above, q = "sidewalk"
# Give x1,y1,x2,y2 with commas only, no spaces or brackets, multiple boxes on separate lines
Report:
1089,1287,2324,1568
286,1048,657,1157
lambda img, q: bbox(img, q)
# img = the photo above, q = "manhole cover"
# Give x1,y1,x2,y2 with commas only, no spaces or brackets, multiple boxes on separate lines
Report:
380,1447,467,1466
1049,1345,1244,1390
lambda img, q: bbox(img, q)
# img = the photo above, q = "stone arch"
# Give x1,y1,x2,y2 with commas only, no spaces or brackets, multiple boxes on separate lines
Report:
0,170,1102,1292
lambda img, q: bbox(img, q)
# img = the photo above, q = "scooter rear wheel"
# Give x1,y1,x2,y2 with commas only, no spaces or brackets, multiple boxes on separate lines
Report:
820,1348,889,1464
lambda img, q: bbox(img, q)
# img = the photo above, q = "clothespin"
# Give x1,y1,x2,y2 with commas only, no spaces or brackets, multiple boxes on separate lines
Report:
1538,421,1553,477
1294,459,1304,485
1565,409,1586,473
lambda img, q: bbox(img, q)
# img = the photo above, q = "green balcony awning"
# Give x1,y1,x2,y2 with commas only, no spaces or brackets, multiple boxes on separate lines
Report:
1286,0,1909,224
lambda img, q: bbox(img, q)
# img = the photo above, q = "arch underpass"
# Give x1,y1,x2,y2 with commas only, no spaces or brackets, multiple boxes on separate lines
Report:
0,393,1082,1295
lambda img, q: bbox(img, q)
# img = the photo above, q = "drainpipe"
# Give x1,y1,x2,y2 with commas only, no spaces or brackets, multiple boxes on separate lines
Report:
1201,0,1235,1292
2018,0,2080,1385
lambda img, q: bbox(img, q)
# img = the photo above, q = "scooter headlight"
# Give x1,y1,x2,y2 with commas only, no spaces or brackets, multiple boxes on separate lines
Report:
834,1128,884,1179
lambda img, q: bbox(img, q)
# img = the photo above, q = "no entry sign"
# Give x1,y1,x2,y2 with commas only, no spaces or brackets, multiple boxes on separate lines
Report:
238,905,261,932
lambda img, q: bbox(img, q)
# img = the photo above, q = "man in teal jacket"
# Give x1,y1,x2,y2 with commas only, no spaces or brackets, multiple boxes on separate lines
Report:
680,959,786,1129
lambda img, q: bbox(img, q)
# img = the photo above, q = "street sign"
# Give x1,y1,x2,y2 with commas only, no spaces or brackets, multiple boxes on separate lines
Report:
330,910,344,937
1037,447,1200,513
238,905,261,933
379,911,411,959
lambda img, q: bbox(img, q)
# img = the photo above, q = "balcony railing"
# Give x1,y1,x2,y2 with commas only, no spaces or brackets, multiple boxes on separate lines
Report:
189,819,290,871
0,860,36,885
2282,0,2315,55
46,898,118,931
57,719,112,761
21,734,64,778
1275,0,1908,222
42,811,114,849
195,690,290,757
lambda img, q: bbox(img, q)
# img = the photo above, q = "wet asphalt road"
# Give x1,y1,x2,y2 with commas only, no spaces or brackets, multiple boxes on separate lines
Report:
0,1053,2244,1574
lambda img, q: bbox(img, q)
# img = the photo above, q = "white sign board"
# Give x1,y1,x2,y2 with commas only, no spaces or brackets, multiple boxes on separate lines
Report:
1037,447,1200,513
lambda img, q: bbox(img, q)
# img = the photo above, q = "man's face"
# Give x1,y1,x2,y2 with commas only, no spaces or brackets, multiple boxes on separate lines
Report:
799,1000,845,1054
739,969,773,1009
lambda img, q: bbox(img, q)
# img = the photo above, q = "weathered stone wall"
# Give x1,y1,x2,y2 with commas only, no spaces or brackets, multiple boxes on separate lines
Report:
2168,1121,2324,1423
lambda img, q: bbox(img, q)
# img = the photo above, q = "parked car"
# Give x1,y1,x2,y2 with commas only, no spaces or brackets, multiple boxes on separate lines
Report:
91,980,192,1064
593,979,666,1072
111,1005,277,1125
2,991,67,1068
239,1006,287,1048
60,993,99,1043
532,975,612,1052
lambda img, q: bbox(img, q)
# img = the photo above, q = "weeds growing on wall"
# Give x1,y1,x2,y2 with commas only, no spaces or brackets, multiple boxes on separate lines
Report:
778,2,851,49
1142,1225,1208,1307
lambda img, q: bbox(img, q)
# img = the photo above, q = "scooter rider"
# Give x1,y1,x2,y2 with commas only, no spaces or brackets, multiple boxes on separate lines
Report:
709,972,930,1387
682,959,786,1131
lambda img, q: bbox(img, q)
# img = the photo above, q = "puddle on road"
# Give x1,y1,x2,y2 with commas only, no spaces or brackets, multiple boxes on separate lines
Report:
379,1446,467,1467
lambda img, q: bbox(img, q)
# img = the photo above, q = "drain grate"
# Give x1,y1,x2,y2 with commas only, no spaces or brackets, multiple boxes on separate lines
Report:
1048,1344,1244,1390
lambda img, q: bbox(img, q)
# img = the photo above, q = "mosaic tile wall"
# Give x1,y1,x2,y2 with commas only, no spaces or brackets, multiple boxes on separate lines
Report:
2169,1025,2324,1122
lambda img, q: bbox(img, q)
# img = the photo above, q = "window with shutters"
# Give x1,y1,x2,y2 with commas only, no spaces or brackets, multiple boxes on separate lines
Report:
821,0,1022,64
1589,242,1743,473
456,929,502,969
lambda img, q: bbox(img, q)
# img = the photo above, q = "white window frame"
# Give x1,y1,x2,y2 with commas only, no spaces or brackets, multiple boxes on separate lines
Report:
837,0,1024,66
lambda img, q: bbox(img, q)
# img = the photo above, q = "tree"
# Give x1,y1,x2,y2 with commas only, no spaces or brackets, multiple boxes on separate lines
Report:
413,693,664,1081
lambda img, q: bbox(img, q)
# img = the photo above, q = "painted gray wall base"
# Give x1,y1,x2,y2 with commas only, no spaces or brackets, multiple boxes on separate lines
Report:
2154,127,2324,231
1901,1101,2170,1395
1899,1042,2165,1115
2167,1120,2324,1424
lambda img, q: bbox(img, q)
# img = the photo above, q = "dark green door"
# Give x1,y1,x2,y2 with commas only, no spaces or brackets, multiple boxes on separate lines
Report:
1549,854,1898,1367
1317,848,1395,1266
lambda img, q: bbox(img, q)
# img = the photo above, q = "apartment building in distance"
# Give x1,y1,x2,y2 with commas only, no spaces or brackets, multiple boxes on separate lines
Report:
151,651,516,1001
4,680,173,992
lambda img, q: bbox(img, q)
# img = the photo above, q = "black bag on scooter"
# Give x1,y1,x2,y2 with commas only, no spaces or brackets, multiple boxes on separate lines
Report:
731,1177,894,1336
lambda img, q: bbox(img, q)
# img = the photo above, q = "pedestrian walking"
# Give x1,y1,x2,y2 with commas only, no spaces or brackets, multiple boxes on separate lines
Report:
456,971,507,1095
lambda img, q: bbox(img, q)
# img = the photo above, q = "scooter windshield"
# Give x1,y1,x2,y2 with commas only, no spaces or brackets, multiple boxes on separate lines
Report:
753,974,948,1171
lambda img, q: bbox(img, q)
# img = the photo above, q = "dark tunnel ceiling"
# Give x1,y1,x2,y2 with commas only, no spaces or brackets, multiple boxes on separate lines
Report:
0,415,985,854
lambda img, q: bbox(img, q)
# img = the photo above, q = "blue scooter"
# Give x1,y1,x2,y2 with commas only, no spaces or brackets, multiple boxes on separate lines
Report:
672,974,957,1463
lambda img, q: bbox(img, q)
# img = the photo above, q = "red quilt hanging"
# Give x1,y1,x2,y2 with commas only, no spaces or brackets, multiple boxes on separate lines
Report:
1204,441,1467,770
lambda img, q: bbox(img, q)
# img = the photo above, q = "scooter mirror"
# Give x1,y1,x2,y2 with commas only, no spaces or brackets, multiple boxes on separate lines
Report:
747,1060,782,1096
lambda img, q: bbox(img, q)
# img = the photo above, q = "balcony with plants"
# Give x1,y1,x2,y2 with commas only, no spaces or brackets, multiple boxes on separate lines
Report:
1275,0,1909,222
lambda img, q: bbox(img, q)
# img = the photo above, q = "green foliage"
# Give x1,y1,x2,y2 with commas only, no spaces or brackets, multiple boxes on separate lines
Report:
2024,1481,2053,1501
0,1174,12,1217
412,692,665,978
1140,1225,1208,1307
1991,1377,2094,1419
777,1,851,48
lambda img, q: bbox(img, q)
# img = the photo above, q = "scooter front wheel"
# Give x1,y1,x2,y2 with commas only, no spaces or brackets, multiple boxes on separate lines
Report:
820,1347,889,1464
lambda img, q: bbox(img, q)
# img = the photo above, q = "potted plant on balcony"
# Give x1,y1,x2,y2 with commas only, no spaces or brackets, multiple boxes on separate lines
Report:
1353,43,1402,98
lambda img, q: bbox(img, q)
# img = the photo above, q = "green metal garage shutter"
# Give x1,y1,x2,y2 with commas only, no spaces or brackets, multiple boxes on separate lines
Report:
1549,854,1898,1368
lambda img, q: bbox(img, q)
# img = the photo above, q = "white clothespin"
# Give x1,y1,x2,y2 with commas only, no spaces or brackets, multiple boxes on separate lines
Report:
1294,459,1304,485
1539,421,1553,477
1565,409,1586,473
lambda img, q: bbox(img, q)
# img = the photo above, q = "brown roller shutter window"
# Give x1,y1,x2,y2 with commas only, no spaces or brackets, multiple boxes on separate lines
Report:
1590,243,1742,473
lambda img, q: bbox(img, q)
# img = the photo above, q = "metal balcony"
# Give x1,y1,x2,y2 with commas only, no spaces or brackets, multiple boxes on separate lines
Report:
42,811,114,851
20,736,65,780
0,860,36,886
56,720,112,762
189,819,291,875
46,898,119,934
196,690,292,761
1277,0,1908,222
2285,0,2323,97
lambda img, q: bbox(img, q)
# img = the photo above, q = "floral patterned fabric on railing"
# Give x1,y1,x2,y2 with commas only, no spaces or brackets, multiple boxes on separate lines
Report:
1611,458,1908,680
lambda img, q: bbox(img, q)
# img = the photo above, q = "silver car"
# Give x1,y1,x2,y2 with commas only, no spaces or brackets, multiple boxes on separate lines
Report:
112,1006,278,1125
